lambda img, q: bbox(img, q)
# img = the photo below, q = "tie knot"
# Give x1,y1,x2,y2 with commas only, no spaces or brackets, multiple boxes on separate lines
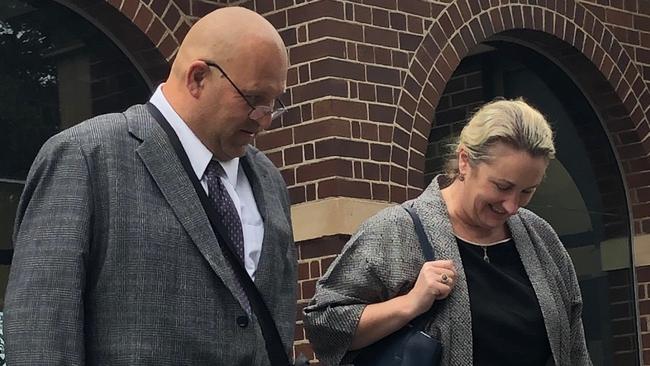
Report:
205,160,226,180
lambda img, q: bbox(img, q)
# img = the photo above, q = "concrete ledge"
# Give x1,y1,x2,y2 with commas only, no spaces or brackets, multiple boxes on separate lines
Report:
634,234,650,267
291,198,393,242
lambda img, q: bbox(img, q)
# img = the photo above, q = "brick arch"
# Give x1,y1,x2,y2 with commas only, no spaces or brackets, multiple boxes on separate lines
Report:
54,0,170,86
102,0,193,62
391,0,650,208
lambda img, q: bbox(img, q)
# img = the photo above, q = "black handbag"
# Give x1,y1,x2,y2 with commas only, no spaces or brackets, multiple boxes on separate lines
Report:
354,205,443,366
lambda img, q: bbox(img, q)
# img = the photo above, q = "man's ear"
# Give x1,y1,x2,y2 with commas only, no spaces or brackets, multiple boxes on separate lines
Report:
186,61,209,98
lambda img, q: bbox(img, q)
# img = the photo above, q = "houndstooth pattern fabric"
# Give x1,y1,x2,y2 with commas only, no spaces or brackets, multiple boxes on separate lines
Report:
205,160,245,262
4,104,297,365
303,175,591,366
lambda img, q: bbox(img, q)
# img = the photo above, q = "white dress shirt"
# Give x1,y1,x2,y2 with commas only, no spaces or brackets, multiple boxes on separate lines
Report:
150,85,264,280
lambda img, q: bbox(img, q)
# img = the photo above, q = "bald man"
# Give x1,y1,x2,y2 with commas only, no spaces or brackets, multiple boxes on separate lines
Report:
5,7,297,366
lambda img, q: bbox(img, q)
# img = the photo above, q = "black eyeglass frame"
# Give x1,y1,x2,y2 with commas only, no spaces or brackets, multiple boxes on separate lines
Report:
200,60,287,121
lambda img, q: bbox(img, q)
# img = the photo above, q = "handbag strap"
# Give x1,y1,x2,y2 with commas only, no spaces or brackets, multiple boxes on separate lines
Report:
146,103,291,366
403,204,435,261
403,204,438,331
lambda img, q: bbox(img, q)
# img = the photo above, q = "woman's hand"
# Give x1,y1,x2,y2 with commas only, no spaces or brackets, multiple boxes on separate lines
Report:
406,260,457,316
349,259,457,350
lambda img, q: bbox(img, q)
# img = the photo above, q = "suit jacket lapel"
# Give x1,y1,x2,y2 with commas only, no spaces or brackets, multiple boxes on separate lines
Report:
127,106,245,305
240,149,273,291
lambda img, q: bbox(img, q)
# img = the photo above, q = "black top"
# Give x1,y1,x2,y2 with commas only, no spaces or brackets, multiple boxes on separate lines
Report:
456,236,552,366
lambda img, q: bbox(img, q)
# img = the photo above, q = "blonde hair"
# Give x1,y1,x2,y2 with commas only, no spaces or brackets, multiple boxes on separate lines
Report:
445,98,555,178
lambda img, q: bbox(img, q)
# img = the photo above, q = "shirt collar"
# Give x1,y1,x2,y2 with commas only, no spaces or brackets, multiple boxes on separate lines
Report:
149,84,239,185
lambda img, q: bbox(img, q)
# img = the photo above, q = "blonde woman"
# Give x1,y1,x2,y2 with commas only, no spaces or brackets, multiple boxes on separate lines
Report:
304,99,591,366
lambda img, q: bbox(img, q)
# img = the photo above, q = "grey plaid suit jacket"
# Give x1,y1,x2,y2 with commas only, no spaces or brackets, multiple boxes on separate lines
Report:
4,104,297,365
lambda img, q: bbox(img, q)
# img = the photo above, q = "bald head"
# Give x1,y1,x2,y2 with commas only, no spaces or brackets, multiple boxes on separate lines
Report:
170,7,287,80
161,7,288,160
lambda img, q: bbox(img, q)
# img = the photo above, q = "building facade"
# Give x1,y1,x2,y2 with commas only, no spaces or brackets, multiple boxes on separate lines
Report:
1,0,650,364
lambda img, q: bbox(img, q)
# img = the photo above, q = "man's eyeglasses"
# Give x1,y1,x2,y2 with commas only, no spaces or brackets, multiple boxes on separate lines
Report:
200,60,287,121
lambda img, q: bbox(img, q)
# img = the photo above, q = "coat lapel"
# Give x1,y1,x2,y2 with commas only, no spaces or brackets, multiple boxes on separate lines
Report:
126,106,245,307
413,176,473,365
240,149,273,291
508,214,561,365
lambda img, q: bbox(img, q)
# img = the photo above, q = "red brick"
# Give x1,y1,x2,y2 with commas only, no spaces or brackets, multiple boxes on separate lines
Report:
372,182,390,200
146,18,167,45
390,12,407,30
122,0,139,19
309,18,364,42
369,104,397,123
407,15,424,34
133,5,154,31
364,25,399,47
255,128,293,151
306,183,316,201
174,21,190,43
298,262,310,280
284,145,303,166
150,0,169,15
398,0,431,18
363,162,381,180
362,0,397,11
292,79,348,104
311,58,365,81
157,34,178,59
288,1,344,25
294,323,305,341
290,38,347,65
318,178,372,199
301,279,317,299
375,46,391,65
265,10,287,29
309,261,321,278
313,99,368,119
357,44,374,63
367,65,401,86
299,235,347,259
294,119,351,143
280,167,295,186
400,32,422,51
162,4,181,29
372,8,390,27
316,138,369,159
296,159,353,183
390,184,407,202
371,143,391,162
361,122,379,140
289,186,306,204
354,4,372,24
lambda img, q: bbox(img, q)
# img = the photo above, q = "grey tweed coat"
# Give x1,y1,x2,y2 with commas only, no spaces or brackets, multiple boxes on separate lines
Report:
304,176,591,366
5,104,297,365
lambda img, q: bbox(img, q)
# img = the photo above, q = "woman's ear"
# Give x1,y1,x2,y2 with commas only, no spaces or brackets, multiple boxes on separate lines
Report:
458,146,470,176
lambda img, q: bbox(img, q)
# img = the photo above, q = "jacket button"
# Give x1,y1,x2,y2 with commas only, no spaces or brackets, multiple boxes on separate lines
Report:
236,315,249,328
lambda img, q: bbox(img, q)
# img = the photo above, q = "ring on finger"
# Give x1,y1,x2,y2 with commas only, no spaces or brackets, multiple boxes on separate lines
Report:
440,273,449,284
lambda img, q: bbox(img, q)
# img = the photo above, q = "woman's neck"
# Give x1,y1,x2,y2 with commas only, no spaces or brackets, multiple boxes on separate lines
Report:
440,179,510,245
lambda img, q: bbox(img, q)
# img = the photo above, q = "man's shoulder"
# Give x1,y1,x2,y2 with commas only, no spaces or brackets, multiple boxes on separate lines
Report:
52,104,149,145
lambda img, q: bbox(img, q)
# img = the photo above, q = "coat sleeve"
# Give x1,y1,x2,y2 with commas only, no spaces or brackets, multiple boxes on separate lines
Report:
5,132,92,365
303,207,420,366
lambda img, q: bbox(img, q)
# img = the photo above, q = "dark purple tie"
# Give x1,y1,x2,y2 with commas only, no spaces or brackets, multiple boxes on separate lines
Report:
204,160,245,262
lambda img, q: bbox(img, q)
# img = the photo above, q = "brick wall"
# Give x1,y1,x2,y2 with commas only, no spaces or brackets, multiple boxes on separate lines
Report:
98,0,650,364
